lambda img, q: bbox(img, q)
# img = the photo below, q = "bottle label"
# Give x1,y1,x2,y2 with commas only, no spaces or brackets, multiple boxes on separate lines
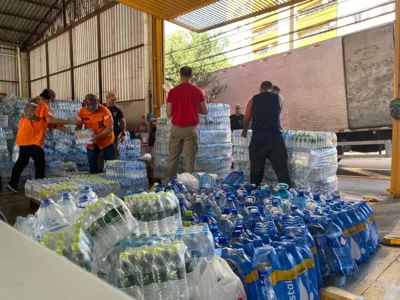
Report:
314,235,329,249
118,274,137,288
104,205,126,226
185,259,194,273
151,210,166,221
171,266,186,280
137,272,154,287
87,217,107,239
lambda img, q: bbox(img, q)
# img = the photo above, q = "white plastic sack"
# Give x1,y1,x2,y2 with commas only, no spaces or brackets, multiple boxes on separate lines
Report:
178,173,199,192
191,256,247,300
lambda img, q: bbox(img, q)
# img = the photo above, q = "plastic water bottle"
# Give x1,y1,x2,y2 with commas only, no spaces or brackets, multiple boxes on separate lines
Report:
135,250,155,299
285,242,317,300
197,230,214,258
148,194,164,236
253,246,279,300
115,252,143,299
231,208,244,227
307,219,335,277
168,244,189,300
184,249,196,295
236,248,263,299
69,242,93,272
184,233,200,265
160,192,177,235
152,248,170,300
58,192,77,224
325,218,358,275
34,199,70,241
219,214,234,238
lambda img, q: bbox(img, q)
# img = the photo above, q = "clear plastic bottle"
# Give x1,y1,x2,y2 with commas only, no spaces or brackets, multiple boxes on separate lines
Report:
219,214,234,238
135,250,155,299
167,244,189,300
152,248,170,300
69,242,93,272
58,192,77,224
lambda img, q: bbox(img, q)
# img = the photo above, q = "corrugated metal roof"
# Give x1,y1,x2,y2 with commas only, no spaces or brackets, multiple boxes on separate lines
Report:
117,0,308,32
0,0,59,46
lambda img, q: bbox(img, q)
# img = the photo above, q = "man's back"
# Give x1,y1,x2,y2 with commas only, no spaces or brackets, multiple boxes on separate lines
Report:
251,91,281,141
167,83,204,127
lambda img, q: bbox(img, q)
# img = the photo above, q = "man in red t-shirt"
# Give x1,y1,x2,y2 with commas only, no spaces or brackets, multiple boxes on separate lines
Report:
166,66,208,181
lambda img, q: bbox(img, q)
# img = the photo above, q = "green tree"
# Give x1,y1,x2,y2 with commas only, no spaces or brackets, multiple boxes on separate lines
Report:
165,30,231,100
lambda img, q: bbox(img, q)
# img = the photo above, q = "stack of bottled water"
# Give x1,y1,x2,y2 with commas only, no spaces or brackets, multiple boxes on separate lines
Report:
154,103,232,179
105,160,147,178
74,129,94,145
77,193,139,258
124,191,182,236
233,130,338,191
119,137,141,161
114,240,189,300
41,228,96,273
49,100,81,120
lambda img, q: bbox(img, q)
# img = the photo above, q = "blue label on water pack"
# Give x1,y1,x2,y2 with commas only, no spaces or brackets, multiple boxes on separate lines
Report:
329,234,347,248
314,235,329,248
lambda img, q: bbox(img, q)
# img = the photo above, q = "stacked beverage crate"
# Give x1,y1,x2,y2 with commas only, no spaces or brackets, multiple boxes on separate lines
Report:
232,130,338,191
153,104,233,179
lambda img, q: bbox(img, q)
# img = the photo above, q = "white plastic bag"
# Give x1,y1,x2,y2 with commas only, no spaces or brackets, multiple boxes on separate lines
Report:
191,256,247,300
178,173,199,192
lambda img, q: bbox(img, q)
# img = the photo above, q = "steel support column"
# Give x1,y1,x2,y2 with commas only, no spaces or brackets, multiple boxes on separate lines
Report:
390,0,400,198
150,16,164,117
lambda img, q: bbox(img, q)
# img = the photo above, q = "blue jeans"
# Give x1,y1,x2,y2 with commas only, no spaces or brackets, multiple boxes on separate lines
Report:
87,143,115,174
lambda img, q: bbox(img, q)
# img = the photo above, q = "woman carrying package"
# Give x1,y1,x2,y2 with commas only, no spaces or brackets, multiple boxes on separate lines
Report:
7,89,80,193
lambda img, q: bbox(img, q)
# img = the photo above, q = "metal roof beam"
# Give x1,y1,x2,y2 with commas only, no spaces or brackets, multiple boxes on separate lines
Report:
0,39,23,47
0,11,51,24
0,26,39,35
18,0,61,10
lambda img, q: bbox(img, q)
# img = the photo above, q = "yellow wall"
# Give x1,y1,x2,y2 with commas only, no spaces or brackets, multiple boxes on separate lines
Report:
252,12,279,59
295,3,338,48
251,1,338,57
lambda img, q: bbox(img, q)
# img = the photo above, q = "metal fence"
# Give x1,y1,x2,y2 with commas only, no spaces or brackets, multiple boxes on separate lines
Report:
28,4,146,103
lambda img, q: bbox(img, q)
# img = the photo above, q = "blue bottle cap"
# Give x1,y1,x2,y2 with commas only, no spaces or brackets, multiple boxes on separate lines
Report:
231,208,239,215
291,204,298,211
223,207,231,214
232,230,241,237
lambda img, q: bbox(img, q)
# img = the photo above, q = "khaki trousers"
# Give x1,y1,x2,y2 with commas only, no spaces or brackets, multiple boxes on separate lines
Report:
166,125,199,181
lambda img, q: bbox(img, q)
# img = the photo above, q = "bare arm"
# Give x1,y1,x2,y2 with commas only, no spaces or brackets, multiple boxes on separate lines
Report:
120,118,127,134
241,98,253,137
279,95,284,130
47,116,79,126
166,102,173,118
93,125,113,142
200,101,208,115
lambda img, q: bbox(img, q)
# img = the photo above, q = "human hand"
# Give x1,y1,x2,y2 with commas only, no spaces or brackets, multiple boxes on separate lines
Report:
120,134,125,142
73,117,82,126
90,134,98,144
56,125,67,133
241,130,247,138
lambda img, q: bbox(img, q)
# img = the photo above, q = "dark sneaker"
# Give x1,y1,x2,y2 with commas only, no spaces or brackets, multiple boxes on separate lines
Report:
6,184,19,193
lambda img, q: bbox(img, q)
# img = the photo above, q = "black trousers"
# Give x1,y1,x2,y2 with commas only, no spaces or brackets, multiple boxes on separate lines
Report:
249,138,291,187
9,145,45,189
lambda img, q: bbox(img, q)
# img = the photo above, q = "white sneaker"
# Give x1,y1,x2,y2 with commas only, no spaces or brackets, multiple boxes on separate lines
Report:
6,184,19,193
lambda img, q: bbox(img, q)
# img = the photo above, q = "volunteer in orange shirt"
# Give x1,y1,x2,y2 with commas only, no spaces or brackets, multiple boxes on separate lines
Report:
77,94,115,174
7,89,79,193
